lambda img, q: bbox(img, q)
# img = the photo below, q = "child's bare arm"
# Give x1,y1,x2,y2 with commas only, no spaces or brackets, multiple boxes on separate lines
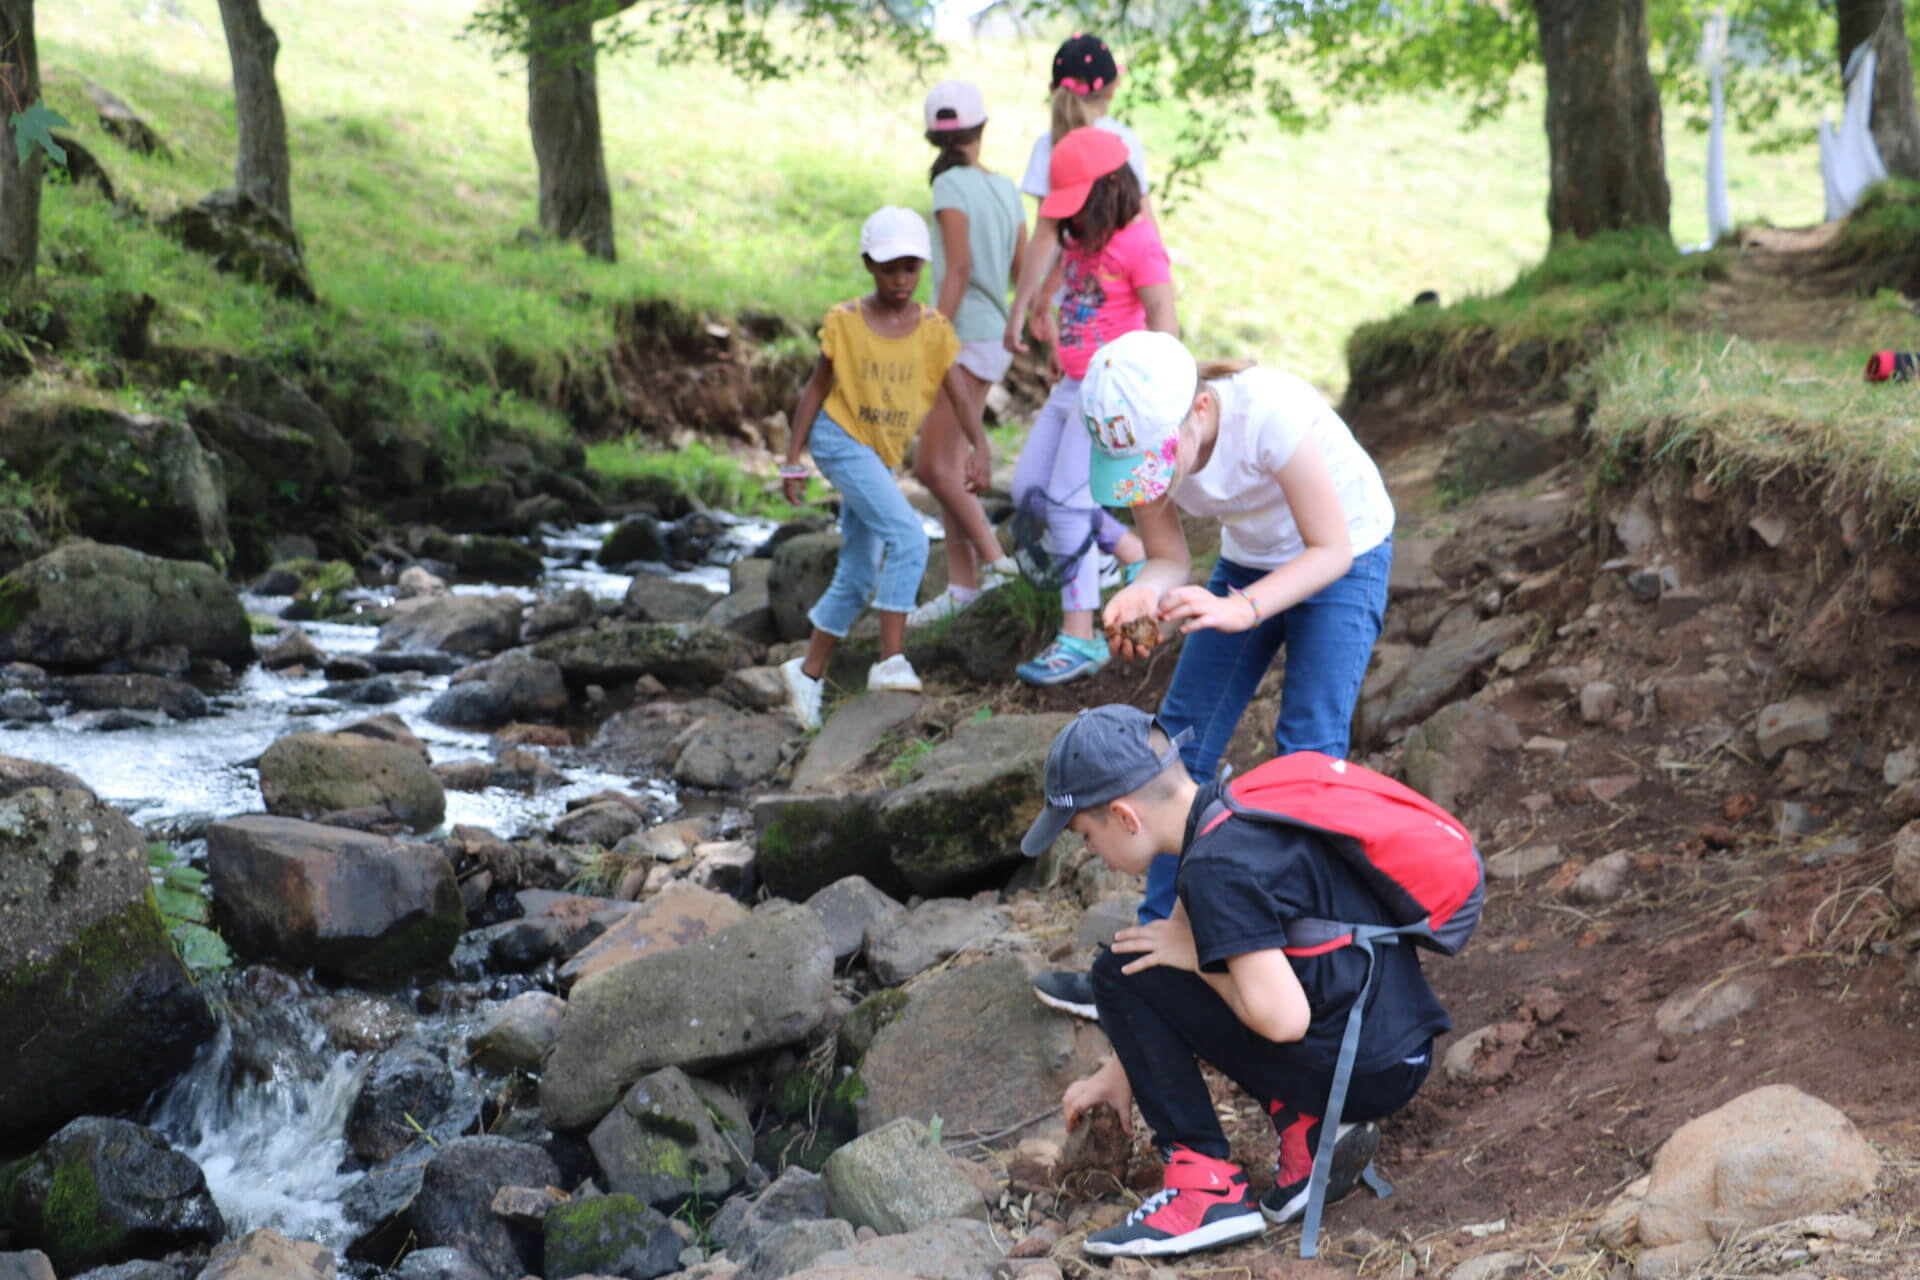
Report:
1138,280,1178,337
1216,950,1311,1044
940,364,992,493
784,355,833,504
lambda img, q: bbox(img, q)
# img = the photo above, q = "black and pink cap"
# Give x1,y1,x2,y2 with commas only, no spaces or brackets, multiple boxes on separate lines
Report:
1052,33,1122,95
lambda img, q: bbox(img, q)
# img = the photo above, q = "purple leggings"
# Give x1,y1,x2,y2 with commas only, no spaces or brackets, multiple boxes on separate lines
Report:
1010,376,1129,614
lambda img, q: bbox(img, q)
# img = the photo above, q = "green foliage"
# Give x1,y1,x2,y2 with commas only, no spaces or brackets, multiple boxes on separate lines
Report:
586,437,797,520
1819,179,1920,297
147,842,232,977
11,104,72,167
887,737,934,783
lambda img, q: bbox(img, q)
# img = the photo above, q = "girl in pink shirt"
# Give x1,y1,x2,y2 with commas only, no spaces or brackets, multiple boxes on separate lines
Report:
1009,127,1177,686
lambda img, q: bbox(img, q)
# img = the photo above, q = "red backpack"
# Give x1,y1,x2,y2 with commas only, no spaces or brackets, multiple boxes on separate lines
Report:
1194,751,1483,1257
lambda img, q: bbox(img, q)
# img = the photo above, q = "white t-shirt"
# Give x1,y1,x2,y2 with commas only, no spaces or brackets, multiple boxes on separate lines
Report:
1020,118,1152,201
1170,368,1395,569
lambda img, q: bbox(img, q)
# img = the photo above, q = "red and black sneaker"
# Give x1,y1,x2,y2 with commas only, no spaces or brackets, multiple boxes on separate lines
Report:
1261,1104,1382,1224
1083,1147,1266,1258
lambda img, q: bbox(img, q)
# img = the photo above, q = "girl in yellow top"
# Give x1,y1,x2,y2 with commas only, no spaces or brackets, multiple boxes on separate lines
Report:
779,207,992,731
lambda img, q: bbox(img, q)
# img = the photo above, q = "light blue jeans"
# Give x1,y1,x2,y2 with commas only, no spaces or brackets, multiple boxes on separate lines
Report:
1140,538,1394,921
807,413,929,637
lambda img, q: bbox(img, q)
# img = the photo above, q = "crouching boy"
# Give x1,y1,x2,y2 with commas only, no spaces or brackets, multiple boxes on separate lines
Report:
1021,705,1455,1259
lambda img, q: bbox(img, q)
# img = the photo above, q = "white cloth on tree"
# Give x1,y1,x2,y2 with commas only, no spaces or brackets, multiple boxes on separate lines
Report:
1821,43,1888,221
1703,10,1732,245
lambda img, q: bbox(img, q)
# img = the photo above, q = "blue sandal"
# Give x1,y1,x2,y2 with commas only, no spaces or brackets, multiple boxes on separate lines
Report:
1016,633,1110,687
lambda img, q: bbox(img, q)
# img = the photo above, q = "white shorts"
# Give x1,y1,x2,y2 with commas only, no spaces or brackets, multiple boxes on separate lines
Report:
954,339,1014,384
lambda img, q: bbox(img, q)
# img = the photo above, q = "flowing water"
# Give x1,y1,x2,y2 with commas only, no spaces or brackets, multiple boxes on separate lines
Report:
26,513,776,1252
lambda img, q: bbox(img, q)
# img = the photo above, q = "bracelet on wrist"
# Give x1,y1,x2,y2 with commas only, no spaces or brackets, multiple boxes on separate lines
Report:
1229,585,1261,623
778,464,809,480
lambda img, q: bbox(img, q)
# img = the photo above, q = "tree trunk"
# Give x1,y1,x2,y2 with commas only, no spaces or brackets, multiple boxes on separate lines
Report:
527,2,615,261
1534,0,1671,240
0,0,43,300
216,0,293,225
1838,0,1920,181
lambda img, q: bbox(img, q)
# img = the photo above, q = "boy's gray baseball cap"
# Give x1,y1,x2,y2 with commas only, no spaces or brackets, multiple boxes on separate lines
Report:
1021,705,1189,857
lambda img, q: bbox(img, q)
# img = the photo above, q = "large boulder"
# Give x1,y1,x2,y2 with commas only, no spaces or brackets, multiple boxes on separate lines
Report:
1400,701,1522,813
207,815,465,982
404,1137,558,1280
346,1042,457,1164
791,694,925,792
752,792,901,901
535,622,761,689
768,532,842,641
54,674,210,720
542,1194,681,1280
859,954,1103,1136
623,574,721,623
804,876,906,966
4,1117,224,1274
158,187,316,301
864,899,1007,986
1635,1085,1881,1249
542,903,834,1129
0,406,230,566
197,1228,335,1280
378,595,523,657
802,1217,1004,1280
425,650,568,727
875,713,1071,894
668,710,804,790
0,761,214,1151
0,541,253,671
821,1118,988,1235
257,728,446,831
588,1066,751,1207
557,882,748,993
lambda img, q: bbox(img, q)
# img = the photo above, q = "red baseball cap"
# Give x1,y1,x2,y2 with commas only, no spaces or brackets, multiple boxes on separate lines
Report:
1039,127,1130,219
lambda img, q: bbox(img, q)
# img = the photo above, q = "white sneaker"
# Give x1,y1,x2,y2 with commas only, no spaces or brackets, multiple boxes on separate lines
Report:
781,657,823,730
867,653,923,693
907,586,976,629
979,557,1020,592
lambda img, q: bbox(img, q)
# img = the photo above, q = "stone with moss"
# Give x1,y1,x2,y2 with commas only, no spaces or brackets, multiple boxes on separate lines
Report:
836,992,910,1068
587,1067,749,1209
256,728,447,832
0,541,253,672
5,1117,223,1274
543,1192,681,1280
534,621,761,689
750,792,901,901
0,768,214,1151
277,557,361,621
418,531,545,584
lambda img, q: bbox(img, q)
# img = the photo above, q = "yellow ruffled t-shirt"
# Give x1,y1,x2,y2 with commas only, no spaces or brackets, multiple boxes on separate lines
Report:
819,301,960,468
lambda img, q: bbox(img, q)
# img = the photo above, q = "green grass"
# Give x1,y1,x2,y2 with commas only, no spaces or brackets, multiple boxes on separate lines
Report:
585,437,800,520
1581,297,1920,530
1345,230,1727,406
1815,178,1920,298
37,0,1823,419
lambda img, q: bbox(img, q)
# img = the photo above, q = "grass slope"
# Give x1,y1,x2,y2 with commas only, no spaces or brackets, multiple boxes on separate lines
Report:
42,0,1824,415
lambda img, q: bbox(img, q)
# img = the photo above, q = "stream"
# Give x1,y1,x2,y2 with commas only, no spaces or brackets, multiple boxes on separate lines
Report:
25,513,775,1260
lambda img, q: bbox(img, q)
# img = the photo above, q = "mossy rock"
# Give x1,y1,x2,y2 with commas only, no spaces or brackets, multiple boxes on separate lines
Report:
544,1193,681,1280
836,992,910,1067
751,792,905,901
533,621,760,688
0,540,254,671
277,557,361,621
419,531,545,583
6,1117,223,1273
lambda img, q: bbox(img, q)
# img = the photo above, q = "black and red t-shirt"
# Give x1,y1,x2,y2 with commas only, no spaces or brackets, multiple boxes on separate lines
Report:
1177,781,1453,1074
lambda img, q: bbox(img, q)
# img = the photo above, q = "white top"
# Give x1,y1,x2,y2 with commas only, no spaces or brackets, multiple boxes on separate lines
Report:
1171,368,1395,569
1020,118,1152,200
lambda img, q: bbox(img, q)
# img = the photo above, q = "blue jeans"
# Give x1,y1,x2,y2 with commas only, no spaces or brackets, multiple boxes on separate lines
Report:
806,413,930,637
1140,538,1392,921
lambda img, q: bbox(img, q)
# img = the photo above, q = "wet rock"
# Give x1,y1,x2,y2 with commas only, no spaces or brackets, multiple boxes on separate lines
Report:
805,876,906,965
322,994,417,1054
258,726,445,831
1654,975,1763,1037
685,839,757,899
860,954,1102,1138
558,882,748,993
0,688,47,723
552,799,648,846
803,1214,1003,1278
769,531,843,641
261,629,324,671
591,697,730,771
1400,701,1521,812
879,713,1073,894
589,1066,750,1208
198,1228,334,1280
71,708,171,732
406,1137,558,1280
397,565,448,599
320,676,405,705
1636,1086,1879,1248
5,1117,224,1274
160,186,316,300
0,767,213,1151
822,1118,987,1235
600,514,669,566
378,594,524,657
866,899,1008,985
1756,696,1832,760
324,654,379,681
207,815,464,982
543,1193,682,1280
348,1042,457,1164
467,991,566,1074
1566,850,1633,905
0,405,231,566
737,1220,858,1280
669,711,803,790
427,650,569,727
535,621,761,689
454,916,573,977
792,693,925,791
542,903,833,1129
525,587,599,641
0,541,254,672
388,1247,489,1280
624,573,721,624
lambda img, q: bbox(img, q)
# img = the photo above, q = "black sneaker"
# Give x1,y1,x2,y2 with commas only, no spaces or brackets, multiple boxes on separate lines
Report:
1032,969,1098,1020
1259,1120,1381,1225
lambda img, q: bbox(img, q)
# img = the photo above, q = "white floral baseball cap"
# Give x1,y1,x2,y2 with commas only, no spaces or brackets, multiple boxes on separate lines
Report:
1080,331,1199,507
